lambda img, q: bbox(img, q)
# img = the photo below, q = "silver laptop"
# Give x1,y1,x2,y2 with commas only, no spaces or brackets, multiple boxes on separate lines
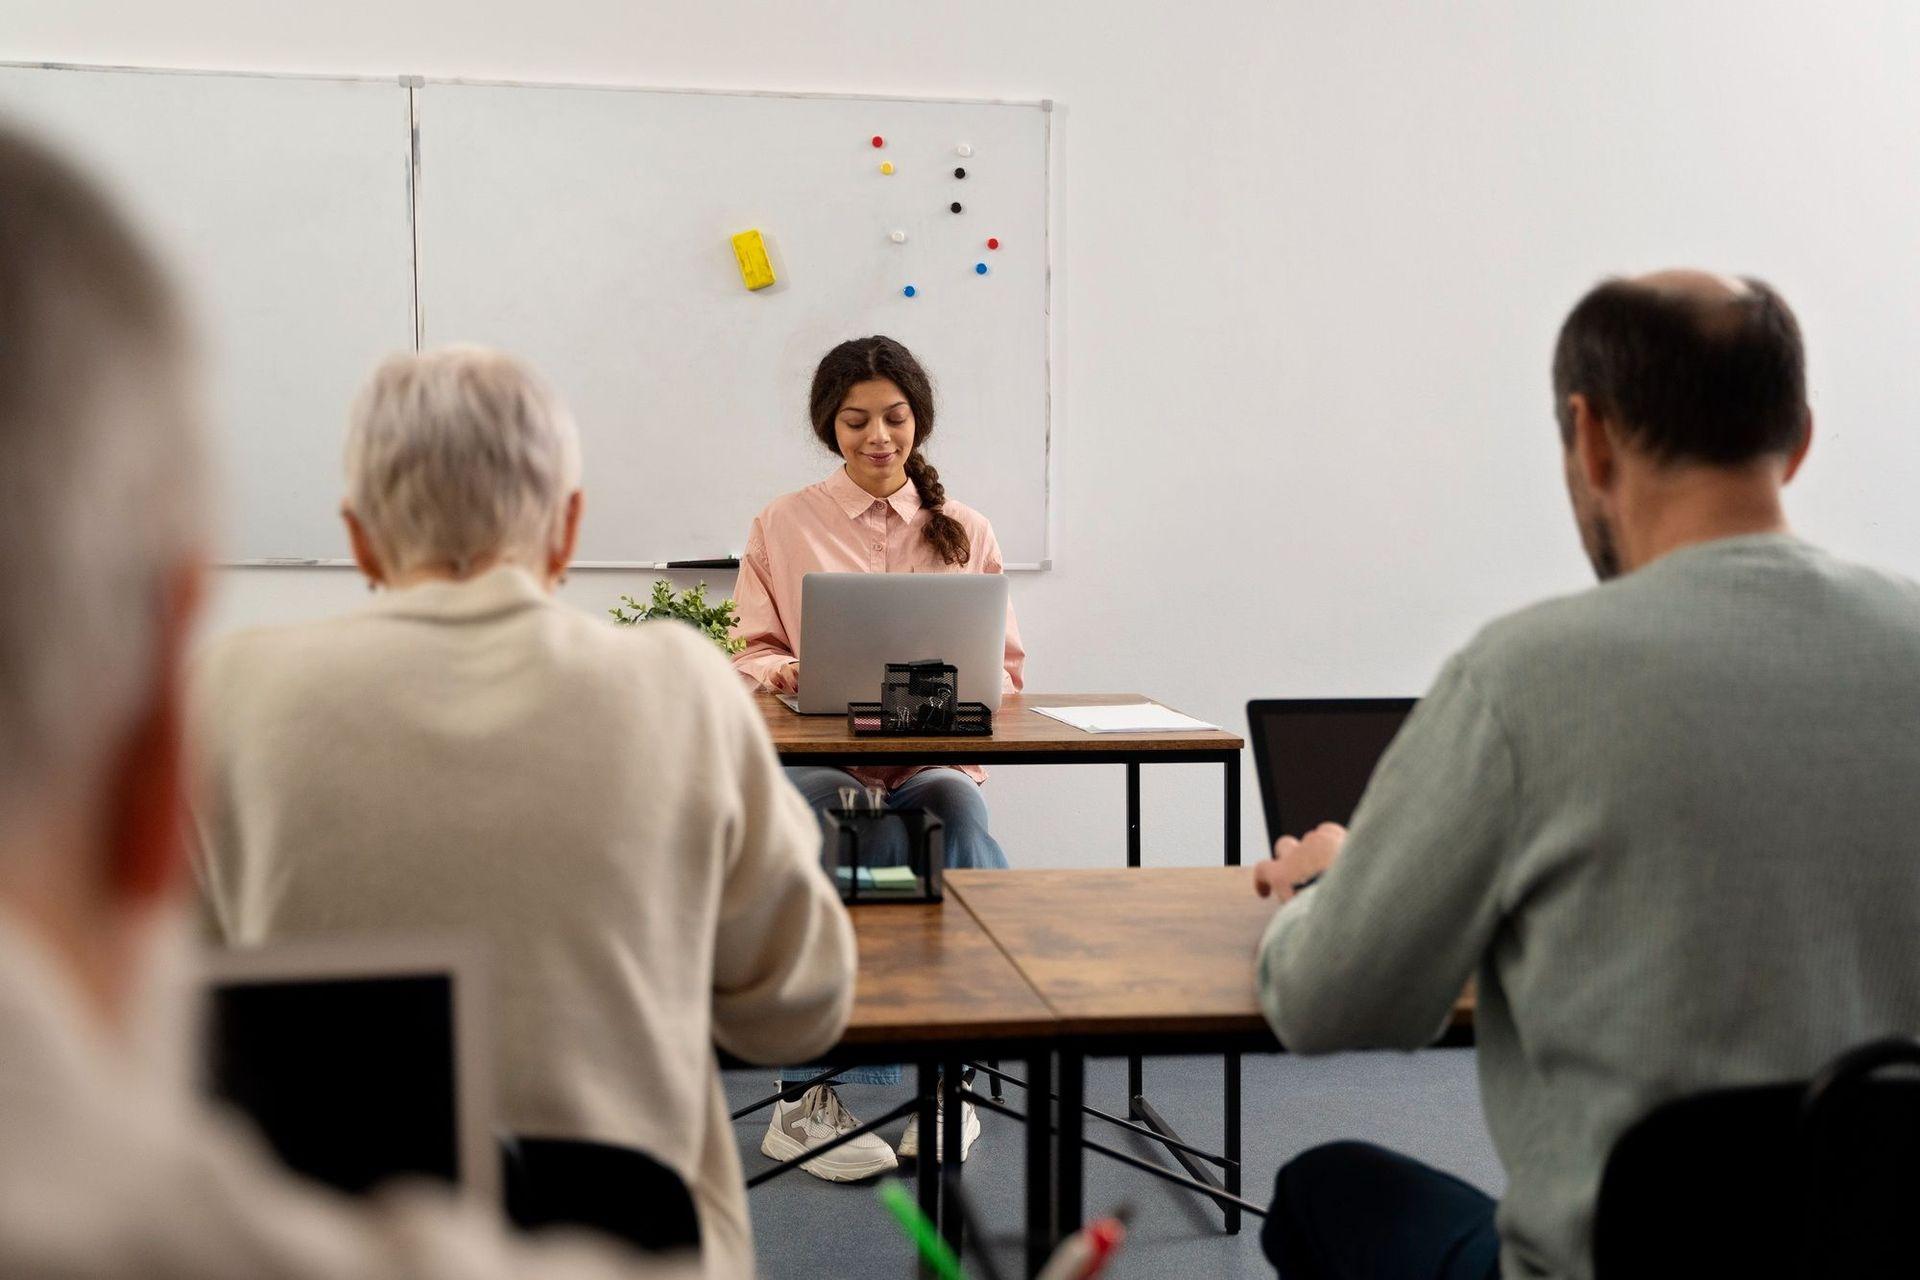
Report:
782,572,1009,714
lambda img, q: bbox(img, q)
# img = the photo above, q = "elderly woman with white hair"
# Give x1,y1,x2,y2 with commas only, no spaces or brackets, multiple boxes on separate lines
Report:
192,346,855,1280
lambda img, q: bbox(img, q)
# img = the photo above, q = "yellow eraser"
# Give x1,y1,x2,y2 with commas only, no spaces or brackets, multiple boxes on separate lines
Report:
731,229,775,291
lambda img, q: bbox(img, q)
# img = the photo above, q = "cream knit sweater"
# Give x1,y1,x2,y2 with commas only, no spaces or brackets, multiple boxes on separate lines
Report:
193,568,855,1279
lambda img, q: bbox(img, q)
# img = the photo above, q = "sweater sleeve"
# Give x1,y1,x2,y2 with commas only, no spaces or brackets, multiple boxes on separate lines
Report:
1256,652,1514,1053
706,656,856,1064
729,517,796,690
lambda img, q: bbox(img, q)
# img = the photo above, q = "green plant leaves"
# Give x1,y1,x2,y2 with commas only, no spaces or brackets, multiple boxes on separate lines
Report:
609,579,747,657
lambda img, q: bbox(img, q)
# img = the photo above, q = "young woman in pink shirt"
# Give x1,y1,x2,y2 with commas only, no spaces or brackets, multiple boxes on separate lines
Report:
732,335,1024,1181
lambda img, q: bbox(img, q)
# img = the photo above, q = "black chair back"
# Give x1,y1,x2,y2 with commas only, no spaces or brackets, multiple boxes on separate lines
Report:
1595,1036,1920,1278
501,1135,701,1255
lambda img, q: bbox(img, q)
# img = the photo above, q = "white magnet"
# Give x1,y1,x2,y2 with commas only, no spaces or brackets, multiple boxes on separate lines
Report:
889,229,908,244
956,143,973,157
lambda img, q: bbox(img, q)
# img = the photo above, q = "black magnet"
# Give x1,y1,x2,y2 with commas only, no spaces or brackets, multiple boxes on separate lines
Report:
954,167,967,179
950,201,963,213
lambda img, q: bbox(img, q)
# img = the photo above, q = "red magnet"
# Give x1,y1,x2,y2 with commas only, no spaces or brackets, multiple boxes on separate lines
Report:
987,237,1000,250
871,135,885,148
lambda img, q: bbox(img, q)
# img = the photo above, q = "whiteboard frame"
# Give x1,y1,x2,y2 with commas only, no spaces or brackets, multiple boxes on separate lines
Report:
1,62,1059,572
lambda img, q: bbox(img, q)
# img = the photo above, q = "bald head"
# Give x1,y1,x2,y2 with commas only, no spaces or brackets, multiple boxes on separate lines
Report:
1552,270,1810,465
1632,268,1752,300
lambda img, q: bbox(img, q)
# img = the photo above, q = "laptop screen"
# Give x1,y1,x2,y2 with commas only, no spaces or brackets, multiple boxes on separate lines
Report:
1246,699,1416,844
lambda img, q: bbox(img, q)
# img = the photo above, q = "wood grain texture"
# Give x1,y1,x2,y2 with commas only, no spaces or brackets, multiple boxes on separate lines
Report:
841,899,1057,1045
947,868,1476,1041
758,691,1245,757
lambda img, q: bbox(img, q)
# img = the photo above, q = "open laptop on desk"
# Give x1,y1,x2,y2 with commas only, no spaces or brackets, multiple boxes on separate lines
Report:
1246,698,1416,843
201,936,497,1206
779,572,1008,714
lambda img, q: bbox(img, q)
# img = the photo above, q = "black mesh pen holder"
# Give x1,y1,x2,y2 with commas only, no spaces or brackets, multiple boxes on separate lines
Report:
822,807,945,904
847,659,994,737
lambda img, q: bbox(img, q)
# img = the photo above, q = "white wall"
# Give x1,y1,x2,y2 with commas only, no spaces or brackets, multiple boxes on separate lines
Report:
13,1,1920,867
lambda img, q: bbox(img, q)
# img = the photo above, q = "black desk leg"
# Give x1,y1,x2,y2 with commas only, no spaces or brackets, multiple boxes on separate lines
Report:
1025,1051,1056,1278
1126,761,1142,867
1058,1050,1086,1240
1225,756,1241,866
1225,1053,1242,1234
1126,762,1143,1103
940,1057,965,1256
917,1060,939,1244
1224,755,1242,1233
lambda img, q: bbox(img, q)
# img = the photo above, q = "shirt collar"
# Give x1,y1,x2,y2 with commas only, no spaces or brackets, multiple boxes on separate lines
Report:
360,564,552,623
823,466,922,522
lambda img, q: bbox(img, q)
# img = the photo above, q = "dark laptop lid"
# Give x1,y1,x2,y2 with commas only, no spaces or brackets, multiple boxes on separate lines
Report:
1245,698,1416,846
201,937,495,1206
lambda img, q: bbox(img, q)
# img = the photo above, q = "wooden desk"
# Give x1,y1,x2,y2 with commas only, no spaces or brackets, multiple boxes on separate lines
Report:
945,867,1477,1256
761,691,1252,1239
757,690,1244,764
841,899,1056,1049
750,900,1058,1243
780,877,1477,1272
948,867,1281,1039
949,868,1473,1040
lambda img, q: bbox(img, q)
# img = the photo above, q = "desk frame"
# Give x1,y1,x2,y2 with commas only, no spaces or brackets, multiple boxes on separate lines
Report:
773,736,1246,1236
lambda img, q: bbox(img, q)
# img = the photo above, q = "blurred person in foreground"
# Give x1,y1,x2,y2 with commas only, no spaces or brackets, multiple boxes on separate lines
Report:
0,121,696,1278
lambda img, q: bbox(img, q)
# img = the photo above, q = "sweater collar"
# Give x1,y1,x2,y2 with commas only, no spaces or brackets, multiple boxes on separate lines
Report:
359,564,552,623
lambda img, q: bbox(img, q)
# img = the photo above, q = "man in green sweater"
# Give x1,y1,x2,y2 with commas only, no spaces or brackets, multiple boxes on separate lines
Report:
1252,270,1920,1280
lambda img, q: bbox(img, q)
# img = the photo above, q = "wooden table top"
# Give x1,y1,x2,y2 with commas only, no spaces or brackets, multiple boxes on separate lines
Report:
946,867,1476,1042
757,691,1245,758
840,897,1058,1047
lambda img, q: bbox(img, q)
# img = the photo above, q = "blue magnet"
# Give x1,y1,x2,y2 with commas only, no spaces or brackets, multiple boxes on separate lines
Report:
903,284,918,297
974,262,988,275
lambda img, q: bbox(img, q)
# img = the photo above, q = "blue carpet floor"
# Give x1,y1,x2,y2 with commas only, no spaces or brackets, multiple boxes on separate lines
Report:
727,1049,1500,1278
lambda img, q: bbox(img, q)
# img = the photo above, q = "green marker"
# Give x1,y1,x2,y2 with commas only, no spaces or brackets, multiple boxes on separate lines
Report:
875,1179,967,1280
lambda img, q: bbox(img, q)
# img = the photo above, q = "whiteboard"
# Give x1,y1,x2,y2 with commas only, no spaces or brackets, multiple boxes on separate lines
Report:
413,82,1052,567
0,65,416,563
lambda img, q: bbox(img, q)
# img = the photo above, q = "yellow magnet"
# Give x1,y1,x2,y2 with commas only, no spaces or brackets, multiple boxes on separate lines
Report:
731,229,775,291
879,161,895,175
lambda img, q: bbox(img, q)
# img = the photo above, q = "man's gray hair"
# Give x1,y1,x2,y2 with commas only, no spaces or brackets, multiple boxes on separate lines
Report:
344,347,582,579
0,124,209,821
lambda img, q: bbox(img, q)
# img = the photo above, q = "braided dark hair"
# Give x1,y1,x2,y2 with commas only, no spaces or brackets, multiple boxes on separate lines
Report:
808,336,970,566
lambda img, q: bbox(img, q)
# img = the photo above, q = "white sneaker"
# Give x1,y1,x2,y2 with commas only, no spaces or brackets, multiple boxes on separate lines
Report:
898,1099,981,1162
761,1084,899,1182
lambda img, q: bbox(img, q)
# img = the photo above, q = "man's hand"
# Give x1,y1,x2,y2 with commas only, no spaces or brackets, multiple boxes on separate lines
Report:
1252,822,1347,903
766,661,800,695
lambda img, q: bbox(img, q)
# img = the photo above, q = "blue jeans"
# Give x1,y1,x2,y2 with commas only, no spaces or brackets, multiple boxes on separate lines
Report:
1262,1142,1500,1280
780,766,1009,1087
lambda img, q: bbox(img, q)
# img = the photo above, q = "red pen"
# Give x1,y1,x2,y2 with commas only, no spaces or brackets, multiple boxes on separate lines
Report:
1035,1210,1131,1279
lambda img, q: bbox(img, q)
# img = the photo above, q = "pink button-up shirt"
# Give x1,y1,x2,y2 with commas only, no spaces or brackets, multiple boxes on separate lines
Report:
732,467,1026,789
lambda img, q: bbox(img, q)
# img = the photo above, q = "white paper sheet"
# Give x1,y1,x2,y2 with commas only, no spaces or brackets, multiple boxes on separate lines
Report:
1031,703,1220,734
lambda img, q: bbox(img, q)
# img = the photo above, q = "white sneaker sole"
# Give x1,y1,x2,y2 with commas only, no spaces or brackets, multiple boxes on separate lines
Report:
762,1124,899,1182
899,1106,982,1162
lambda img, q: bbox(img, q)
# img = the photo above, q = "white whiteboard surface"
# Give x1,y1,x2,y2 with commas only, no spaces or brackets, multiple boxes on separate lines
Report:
413,82,1052,567
0,64,416,563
